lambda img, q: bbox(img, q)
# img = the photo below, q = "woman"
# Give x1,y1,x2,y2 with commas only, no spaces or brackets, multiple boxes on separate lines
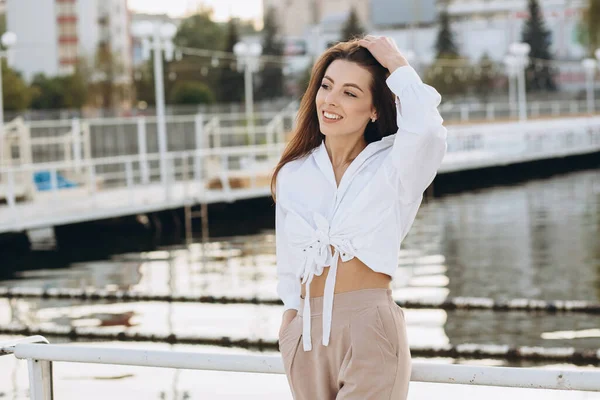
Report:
272,35,447,399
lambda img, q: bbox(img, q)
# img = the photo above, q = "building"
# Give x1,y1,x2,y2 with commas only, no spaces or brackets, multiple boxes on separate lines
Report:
262,0,370,38
6,0,132,84
443,0,588,61
268,0,589,91
264,0,588,62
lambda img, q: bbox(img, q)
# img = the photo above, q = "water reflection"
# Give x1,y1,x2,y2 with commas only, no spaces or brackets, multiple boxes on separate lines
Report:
0,169,598,363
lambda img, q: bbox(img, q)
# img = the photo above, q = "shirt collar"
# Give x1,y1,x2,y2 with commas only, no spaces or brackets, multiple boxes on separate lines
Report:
312,135,395,191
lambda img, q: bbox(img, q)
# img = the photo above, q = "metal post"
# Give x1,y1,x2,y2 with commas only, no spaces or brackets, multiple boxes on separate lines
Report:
71,118,82,173
0,59,4,166
460,104,469,122
137,117,149,184
6,167,15,211
87,163,96,199
508,75,517,118
194,114,204,182
244,61,255,145
486,103,495,120
517,63,527,121
27,359,54,400
585,67,595,115
153,26,168,190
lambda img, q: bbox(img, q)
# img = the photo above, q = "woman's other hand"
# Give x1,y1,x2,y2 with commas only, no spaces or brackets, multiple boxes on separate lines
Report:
279,309,298,337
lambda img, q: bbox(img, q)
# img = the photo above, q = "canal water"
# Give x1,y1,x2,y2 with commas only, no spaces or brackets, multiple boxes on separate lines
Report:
1,167,599,399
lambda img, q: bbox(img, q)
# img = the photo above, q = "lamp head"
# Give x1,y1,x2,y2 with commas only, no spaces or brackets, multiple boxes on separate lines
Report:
1,32,17,48
509,42,531,57
233,42,248,56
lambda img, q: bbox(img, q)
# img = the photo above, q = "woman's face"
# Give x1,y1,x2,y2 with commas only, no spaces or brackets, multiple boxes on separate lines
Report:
316,60,376,139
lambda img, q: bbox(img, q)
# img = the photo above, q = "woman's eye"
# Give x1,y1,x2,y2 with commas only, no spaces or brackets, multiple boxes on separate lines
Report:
320,83,329,89
345,91,356,97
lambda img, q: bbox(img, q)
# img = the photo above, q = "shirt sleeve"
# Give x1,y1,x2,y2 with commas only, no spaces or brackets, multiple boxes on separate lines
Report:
275,181,301,312
384,66,448,204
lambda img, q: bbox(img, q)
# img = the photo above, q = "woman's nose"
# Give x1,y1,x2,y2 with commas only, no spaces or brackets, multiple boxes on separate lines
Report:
324,90,339,105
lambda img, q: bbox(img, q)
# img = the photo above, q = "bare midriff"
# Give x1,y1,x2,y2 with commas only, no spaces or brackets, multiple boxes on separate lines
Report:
300,247,391,299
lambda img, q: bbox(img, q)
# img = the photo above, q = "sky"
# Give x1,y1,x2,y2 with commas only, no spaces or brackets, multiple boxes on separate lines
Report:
128,0,263,21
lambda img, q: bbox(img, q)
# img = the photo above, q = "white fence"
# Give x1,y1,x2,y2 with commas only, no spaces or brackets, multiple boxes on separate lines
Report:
439,100,598,123
0,114,599,235
1,336,600,400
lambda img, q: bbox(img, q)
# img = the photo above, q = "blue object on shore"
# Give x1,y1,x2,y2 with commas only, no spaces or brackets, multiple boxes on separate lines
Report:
33,171,78,191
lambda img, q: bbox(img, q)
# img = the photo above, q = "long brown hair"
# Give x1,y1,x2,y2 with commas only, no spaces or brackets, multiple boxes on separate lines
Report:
270,38,398,200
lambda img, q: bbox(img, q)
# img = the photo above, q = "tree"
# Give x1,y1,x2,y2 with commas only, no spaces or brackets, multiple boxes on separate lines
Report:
424,54,470,97
2,60,31,111
340,7,365,42
218,19,245,103
61,60,89,108
171,8,225,94
91,42,133,109
169,81,215,105
435,10,459,58
30,69,88,110
425,10,468,97
30,74,63,109
471,53,496,103
256,7,284,100
173,8,225,51
580,0,600,56
521,0,557,91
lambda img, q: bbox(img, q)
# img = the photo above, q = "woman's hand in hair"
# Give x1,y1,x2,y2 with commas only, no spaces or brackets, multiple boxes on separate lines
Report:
358,35,410,73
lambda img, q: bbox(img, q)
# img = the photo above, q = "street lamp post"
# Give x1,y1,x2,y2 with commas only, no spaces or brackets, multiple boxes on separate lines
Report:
582,58,597,115
0,31,17,167
137,22,175,190
503,55,519,118
233,42,262,145
509,42,531,122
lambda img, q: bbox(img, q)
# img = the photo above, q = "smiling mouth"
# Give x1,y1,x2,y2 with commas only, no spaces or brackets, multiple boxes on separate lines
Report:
322,111,343,121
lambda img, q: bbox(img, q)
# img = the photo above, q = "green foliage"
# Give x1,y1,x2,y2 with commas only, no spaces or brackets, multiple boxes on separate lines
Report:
471,53,496,103
429,12,467,97
521,0,557,91
169,81,215,105
30,69,88,110
2,60,32,111
91,42,131,108
580,0,600,55
218,19,245,103
30,74,62,109
173,8,225,51
340,8,365,42
62,67,89,108
423,54,470,97
256,7,284,100
435,11,459,58
298,64,312,97
0,14,6,35
170,8,224,95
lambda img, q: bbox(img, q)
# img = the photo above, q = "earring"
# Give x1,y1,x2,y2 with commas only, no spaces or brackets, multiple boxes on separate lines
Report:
371,117,377,123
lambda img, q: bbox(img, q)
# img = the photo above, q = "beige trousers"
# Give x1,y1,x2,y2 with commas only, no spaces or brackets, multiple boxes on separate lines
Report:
278,288,411,400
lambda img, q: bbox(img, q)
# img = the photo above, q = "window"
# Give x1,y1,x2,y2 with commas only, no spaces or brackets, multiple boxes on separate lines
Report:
58,22,77,36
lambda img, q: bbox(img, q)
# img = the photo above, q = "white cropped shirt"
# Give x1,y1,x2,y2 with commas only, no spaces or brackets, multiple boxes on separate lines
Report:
275,66,447,352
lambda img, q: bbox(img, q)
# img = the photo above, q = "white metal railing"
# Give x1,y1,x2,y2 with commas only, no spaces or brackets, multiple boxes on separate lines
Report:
438,100,598,123
0,143,285,232
1,115,599,234
1,336,600,400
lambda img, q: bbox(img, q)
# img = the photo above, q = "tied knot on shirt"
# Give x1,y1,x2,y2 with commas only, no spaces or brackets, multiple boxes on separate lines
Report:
296,212,357,284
